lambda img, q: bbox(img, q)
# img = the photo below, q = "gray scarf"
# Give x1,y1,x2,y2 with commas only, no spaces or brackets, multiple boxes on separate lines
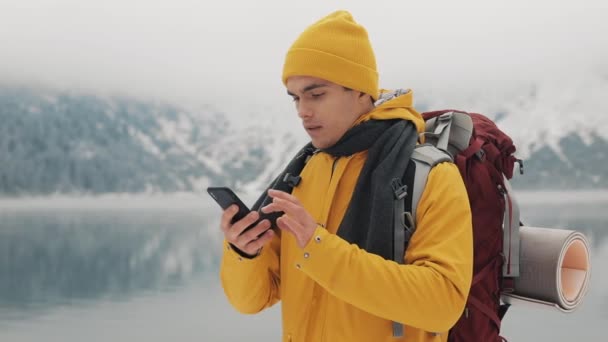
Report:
253,119,418,261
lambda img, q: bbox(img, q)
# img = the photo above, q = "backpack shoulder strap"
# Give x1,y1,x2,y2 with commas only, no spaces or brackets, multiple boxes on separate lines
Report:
409,145,453,231
392,112,470,338
392,144,451,266
409,111,473,228
422,111,474,158
392,144,452,338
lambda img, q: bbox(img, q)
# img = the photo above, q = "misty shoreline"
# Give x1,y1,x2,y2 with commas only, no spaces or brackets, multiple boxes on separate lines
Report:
0,190,607,210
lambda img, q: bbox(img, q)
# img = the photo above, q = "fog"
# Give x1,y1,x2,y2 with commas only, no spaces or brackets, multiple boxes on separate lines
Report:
1,0,606,113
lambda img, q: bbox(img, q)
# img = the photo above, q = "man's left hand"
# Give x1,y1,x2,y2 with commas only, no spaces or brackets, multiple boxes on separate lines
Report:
261,189,317,248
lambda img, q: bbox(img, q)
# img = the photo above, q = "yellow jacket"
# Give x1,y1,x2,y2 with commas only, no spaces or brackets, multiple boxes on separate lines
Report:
220,90,473,342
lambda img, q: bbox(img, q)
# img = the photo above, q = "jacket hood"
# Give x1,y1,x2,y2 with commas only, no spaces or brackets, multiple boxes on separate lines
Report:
353,88,425,135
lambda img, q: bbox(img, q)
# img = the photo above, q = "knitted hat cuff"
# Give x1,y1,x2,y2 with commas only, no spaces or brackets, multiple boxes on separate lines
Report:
282,48,379,101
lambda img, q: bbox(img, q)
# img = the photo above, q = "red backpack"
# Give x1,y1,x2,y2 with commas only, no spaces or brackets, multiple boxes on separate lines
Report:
267,88,523,340
390,109,522,341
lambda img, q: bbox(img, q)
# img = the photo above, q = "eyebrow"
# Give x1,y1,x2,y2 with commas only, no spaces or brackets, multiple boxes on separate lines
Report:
287,83,328,97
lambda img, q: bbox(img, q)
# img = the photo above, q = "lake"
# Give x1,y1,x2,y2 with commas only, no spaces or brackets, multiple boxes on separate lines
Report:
0,192,606,341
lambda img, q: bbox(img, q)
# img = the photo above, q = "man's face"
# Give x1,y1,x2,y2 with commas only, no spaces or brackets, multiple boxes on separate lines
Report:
286,76,365,149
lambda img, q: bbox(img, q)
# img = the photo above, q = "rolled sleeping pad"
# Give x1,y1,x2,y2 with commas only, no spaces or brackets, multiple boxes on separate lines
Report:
501,226,591,312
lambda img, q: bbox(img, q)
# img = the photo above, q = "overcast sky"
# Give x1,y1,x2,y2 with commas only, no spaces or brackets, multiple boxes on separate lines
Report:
1,0,607,111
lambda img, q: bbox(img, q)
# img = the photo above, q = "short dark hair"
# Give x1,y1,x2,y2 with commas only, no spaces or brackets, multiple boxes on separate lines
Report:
343,86,375,105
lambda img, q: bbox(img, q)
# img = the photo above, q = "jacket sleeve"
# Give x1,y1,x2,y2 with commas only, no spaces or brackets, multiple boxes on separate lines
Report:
294,162,473,333
219,229,281,314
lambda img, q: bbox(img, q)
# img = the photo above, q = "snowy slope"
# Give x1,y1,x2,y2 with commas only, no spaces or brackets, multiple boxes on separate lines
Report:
422,70,608,160
1,74,606,197
417,70,608,188
0,86,301,195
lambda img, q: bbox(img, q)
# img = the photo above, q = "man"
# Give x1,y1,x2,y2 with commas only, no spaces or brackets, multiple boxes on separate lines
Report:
219,10,473,342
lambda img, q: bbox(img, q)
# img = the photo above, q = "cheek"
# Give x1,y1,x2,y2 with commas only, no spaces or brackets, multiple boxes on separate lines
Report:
327,105,356,136
333,100,358,125
323,102,344,126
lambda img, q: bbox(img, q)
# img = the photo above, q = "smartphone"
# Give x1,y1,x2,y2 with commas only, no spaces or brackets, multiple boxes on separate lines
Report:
207,186,266,234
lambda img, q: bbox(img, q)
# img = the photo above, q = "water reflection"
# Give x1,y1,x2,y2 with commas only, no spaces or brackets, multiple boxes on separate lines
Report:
0,194,605,341
518,194,608,248
0,208,221,320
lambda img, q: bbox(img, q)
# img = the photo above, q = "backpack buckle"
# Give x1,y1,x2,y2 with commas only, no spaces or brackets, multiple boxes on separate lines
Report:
403,211,414,233
391,178,408,200
283,173,302,187
516,159,524,175
438,111,454,122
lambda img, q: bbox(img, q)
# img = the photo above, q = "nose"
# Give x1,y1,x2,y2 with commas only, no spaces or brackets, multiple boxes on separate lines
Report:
297,101,313,119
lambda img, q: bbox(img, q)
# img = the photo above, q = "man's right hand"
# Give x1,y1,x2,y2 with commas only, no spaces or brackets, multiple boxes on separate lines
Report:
221,204,275,257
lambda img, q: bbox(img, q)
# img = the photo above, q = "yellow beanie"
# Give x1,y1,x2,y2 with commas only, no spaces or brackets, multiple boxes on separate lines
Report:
282,10,379,100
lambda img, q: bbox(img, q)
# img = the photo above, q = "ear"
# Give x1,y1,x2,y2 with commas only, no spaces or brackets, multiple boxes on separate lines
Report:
357,92,371,105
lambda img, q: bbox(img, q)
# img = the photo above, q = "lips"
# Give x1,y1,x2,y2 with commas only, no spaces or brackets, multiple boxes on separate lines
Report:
305,125,322,134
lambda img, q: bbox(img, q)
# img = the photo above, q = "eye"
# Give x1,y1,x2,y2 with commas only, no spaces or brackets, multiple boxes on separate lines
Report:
311,93,325,99
291,96,299,102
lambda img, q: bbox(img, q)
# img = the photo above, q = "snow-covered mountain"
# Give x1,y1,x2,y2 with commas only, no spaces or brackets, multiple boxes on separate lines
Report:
1,72,606,197
0,85,298,196
421,70,608,189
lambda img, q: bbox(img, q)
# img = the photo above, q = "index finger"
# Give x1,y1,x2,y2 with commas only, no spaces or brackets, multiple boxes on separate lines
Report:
268,189,301,205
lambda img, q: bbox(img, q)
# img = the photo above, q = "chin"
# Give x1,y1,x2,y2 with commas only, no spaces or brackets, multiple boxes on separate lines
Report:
311,139,333,149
